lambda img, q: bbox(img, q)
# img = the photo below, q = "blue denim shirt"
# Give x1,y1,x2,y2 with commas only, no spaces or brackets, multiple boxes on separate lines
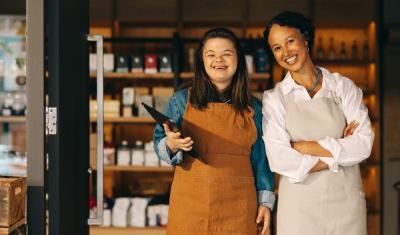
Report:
153,88,276,210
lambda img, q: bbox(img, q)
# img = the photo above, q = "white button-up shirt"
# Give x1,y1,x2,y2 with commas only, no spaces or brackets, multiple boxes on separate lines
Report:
262,67,374,183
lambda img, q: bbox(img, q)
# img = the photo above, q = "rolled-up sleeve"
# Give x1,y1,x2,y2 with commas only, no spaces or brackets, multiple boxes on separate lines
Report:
262,89,319,183
318,78,374,170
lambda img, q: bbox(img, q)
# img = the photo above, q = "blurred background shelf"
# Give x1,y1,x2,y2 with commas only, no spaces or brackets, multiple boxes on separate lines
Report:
90,117,155,124
0,116,26,123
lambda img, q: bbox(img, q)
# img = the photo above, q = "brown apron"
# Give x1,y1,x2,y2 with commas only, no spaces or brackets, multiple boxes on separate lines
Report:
167,94,258,235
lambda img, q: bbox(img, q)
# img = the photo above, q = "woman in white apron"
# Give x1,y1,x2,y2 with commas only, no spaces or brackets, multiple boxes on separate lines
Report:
261,11,374,234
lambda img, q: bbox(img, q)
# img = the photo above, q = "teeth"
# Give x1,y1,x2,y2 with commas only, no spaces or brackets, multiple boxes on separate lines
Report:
285,56,296,64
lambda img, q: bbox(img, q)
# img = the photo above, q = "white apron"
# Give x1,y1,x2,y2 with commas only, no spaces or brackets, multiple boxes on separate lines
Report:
277,92,367,235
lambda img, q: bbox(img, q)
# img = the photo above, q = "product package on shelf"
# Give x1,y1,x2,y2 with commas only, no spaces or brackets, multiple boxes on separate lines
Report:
122,87,135,118
104,143,116,165
144,141,159,167
104,100,120,118
131,141,145,166
90,99,120,118
131,55,143,73
159,54,172,73
129,197,150,227
117,140,131,166
147,204,169,227
103,53,114,72
144,54,157,74
115,55,129,73
102,209,112,227
112,198,130,227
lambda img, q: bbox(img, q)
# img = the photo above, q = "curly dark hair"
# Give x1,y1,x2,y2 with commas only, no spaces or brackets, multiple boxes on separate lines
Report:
190,27,252,115
263,11,315,53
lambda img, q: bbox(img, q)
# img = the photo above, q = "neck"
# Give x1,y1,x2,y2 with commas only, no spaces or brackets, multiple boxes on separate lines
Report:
213,82,231,94
290,59,318,89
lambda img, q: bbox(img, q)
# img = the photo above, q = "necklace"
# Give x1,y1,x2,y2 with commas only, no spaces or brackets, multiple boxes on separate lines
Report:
307,67,321,93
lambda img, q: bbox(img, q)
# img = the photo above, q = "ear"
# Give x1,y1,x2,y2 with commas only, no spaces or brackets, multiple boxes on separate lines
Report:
305,40,309,47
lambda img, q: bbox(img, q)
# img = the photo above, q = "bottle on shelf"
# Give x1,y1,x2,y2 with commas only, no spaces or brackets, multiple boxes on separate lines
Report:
351,40,358,61
1,93,13,116
339,41,347,61
316,37,324,60
363,40,369,61
122,87,135,117
328,37,336,61
131,140,145,166
117,140,131,166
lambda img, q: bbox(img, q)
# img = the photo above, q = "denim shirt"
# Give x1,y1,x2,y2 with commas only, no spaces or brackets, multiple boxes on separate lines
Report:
153,88,276,210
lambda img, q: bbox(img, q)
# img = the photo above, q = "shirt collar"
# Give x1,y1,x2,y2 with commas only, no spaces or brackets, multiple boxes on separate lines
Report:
280,66,336,95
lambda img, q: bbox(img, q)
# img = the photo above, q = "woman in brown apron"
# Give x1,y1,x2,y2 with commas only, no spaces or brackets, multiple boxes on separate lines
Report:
262,12,374,234
153,28,276,235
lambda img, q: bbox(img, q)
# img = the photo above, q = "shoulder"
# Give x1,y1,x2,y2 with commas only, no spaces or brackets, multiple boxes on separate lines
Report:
321,67,361,96
262,83,285,109
170,88,188,108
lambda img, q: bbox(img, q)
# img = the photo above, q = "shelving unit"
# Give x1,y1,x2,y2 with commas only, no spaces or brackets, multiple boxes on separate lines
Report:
87,2,380,234
0,117,26,123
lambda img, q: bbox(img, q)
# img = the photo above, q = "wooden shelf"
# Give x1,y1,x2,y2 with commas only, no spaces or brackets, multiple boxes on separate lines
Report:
315,60,375,66
104,165,174,173
90,117,155,124
180,72,270,81
90,226,165,235
91,72,174,80
0,116,26,123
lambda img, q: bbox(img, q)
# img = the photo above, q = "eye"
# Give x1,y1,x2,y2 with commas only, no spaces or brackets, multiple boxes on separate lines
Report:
288,38,295,44
272,46,281,52
223,52,233,57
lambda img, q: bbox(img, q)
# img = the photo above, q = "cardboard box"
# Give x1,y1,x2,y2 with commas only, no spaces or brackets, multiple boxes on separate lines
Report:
0,177,26,227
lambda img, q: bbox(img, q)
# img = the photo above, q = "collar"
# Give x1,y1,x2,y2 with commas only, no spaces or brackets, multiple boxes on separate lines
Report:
280,66,336,95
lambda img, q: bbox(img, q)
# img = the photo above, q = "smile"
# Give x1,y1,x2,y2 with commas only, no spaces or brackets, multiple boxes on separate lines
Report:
213,66,228,70
285,55,297,65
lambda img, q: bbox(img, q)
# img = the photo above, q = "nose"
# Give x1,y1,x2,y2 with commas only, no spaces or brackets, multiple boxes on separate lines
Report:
215,55,224,62
282,46,290,57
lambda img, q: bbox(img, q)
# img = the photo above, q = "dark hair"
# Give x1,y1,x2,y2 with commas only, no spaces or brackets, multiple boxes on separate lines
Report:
190,27,252,115
263,11,315,53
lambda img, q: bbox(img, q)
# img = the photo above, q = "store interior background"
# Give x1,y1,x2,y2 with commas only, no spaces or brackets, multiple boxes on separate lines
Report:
0,0,400,235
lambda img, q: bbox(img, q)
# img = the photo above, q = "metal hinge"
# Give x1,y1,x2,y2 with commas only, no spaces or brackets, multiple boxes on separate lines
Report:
46,107,57,135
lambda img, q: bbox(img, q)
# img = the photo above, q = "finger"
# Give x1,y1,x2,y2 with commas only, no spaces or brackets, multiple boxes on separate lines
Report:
261,215,270,235
163,123,172,133
180,141,194,148
179,137,192,144
167,131,182,139
348,122,360,135
180,146,192,152
256,207,265,224
175,137,192,145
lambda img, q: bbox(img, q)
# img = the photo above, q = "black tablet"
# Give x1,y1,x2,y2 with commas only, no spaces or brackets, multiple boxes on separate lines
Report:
141,102,207,164
141,102,181,134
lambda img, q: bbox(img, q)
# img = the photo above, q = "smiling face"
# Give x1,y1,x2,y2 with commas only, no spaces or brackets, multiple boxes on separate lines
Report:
202,38,238,92
268,24,310,73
